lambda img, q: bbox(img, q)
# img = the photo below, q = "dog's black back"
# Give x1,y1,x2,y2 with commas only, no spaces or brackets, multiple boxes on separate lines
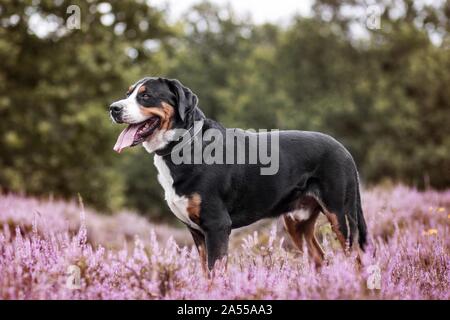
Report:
160,115,367,248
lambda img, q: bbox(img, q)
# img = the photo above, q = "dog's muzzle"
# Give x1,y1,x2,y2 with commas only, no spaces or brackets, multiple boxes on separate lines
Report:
109,102,124,123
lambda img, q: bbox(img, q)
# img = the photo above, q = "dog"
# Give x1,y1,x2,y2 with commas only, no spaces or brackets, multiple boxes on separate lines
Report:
109,77,368,271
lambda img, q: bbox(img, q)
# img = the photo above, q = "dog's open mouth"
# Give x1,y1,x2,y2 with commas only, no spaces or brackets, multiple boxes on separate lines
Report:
113,117,161,153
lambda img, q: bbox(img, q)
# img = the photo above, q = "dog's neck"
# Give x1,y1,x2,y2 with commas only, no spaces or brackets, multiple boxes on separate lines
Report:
154,107,219,158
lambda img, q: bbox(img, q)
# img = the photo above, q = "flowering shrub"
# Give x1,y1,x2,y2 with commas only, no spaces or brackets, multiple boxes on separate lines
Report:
0,185,448,299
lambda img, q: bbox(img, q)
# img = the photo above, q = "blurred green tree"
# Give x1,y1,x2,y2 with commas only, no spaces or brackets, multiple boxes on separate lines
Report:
308,0,450,188
0,0,175,211
1,0,448,221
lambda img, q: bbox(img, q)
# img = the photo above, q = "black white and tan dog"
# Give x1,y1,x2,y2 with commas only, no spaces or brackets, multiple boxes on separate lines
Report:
109,77,368,271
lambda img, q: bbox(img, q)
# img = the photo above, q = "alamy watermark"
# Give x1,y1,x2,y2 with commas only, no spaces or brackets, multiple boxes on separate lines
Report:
66,5,81,30
66,264,81,290
366,5,381,30
166,121,280,176
366,264,381,290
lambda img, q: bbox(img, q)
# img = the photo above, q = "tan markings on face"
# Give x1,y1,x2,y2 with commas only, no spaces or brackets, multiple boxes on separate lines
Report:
138,85,146,93
187,193,201,225
140,102,175,131
127,85,133,95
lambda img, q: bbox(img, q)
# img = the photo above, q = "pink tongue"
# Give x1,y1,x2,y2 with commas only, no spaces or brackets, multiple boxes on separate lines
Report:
113,124,141,153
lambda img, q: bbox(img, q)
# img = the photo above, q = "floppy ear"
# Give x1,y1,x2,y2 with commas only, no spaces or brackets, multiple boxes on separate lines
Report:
166,79,198,121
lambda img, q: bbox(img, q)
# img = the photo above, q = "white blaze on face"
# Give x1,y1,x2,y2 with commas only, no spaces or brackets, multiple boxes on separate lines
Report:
116,83,148,124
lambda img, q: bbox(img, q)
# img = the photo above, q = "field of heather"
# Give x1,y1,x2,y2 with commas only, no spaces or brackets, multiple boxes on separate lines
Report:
0,185,448,300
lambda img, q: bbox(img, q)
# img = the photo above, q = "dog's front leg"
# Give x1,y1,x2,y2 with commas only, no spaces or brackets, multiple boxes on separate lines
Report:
205,228,230,271
203,215,231,271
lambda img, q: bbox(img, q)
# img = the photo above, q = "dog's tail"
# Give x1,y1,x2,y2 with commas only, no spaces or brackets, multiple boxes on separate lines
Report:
355,175,368,250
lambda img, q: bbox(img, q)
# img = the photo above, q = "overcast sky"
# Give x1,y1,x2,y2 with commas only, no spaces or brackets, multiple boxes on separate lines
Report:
152,0,314,24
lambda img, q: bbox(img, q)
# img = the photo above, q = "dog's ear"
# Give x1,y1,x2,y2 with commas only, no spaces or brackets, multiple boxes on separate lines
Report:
165,79,198,121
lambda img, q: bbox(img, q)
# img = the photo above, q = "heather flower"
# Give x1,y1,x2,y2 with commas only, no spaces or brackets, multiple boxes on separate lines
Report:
0,186,448,299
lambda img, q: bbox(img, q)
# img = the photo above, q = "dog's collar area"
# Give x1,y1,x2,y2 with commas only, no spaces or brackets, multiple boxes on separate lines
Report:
156,119,205,157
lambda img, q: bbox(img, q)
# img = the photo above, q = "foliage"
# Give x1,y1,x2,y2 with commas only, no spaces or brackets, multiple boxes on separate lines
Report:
0,0,449,218
0,0,175,211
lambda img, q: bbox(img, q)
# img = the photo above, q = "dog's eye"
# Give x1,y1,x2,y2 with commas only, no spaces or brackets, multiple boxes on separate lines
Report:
141,93,150,99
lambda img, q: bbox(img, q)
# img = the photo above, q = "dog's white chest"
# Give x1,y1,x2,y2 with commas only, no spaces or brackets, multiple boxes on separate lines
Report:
153,155,201,231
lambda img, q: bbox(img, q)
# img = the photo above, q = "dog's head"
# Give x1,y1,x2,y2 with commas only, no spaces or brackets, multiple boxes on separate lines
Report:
109,77,198,153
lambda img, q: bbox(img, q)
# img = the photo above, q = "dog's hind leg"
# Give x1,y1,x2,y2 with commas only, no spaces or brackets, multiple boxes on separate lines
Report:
321,176,364,252
283,204,324,266
317,183,351,251
324,211,348,251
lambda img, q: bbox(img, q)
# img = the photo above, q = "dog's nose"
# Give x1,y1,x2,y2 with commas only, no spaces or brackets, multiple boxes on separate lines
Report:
109,103,123,113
